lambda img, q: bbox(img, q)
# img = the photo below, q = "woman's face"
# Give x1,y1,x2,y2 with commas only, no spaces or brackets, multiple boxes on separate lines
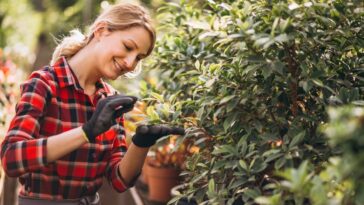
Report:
94,26,152,80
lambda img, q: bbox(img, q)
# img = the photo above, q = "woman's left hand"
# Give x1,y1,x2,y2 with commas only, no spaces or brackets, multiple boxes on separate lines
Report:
131,125,185,147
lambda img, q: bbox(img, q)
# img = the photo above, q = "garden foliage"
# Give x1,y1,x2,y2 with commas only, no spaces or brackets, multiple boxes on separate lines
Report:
142,0,364,204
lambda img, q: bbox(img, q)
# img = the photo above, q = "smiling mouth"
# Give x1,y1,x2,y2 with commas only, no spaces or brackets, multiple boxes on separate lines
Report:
113,58,124,73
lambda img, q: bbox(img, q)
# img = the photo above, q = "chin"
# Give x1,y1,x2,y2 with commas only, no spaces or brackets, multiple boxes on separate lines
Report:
110,73,123,80
103,71,121,80
110,76,119,80
104,75,118,81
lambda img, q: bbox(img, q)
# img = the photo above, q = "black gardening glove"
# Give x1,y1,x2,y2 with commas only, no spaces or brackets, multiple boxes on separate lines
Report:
82,95,137,142
132,125,185,147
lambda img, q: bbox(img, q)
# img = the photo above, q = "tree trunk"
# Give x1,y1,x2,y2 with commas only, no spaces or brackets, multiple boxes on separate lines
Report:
32,33,53,70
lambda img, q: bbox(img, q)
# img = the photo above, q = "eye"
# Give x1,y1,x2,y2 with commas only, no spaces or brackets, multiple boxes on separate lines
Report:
124,43,132,51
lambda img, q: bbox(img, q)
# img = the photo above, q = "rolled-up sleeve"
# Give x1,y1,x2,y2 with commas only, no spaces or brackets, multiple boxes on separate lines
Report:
1,72,51,177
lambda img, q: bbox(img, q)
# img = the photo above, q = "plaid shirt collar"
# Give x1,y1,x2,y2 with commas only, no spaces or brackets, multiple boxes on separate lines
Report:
53,56,112,96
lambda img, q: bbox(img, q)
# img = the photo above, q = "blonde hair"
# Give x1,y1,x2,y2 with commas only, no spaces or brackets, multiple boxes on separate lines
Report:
50,3,156,78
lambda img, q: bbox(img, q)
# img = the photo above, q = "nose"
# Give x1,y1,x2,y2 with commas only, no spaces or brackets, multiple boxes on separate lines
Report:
123,55,136,72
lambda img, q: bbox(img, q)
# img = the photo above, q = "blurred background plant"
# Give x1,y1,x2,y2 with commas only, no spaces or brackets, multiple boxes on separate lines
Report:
0,48,25,138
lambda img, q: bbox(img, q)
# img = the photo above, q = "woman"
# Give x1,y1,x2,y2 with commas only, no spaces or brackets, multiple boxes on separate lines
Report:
0,3,184,205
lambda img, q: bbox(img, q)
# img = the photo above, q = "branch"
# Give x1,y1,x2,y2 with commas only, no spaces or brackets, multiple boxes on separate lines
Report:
285,43,300,117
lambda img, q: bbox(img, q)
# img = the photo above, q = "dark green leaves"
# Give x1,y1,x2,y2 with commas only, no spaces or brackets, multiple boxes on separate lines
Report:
145,0,364,204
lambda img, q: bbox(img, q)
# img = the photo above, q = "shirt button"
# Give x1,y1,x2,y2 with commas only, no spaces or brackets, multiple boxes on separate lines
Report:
92,153,97,159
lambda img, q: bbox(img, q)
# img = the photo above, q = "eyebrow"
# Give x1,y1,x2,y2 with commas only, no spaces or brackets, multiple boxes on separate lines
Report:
128,39,148,57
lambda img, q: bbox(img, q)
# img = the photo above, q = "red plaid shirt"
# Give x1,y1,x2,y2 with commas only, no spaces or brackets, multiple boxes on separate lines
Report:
1,57,129,200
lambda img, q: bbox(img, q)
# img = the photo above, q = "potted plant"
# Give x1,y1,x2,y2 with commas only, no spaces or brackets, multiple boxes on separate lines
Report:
145,135,196,203
123,93,199,203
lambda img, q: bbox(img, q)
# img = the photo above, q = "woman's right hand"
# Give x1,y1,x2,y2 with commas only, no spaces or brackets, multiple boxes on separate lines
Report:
82,95,137,142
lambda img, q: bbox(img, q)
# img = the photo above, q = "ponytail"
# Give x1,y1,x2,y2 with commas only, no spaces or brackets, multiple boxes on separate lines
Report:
50,29,90,65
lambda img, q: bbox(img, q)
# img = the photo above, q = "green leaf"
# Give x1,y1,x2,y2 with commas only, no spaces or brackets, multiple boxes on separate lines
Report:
262,65,273,78
219,95,235,105
146,106,160,121
206,78,216,87
255,197,271,204
230,178,247,189
300,80,313,92
271,17,279,35
199,31,220,40
312,79,335,93
271,61,285,75
280,18,292,32
243,188,260,199
265,152,284,163
213,145,236,155
208,178,215,193
220,3,232,11
251,161,267,173
191,171,208,184
274,157,287,169
239,160,248,170
223,113,238,132
150,92,164,102
226,98,239,112
274,34,289,43
254,37,271,46
312,79,324,87
195,60,201,70
197,106,204,119
185,20,210,30
289,131,306,148
240,141,248,156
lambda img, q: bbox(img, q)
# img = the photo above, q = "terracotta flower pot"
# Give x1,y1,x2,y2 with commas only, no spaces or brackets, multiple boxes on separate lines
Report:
146,163,180,203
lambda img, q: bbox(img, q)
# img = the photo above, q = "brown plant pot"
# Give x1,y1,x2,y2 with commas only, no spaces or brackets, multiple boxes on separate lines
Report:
146,163,180,203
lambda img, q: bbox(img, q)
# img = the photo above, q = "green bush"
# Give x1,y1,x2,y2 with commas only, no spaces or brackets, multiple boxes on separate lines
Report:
143,0,364,204
256,106,364,205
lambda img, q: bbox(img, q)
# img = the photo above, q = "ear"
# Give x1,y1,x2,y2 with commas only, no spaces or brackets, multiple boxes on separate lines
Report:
93,22,110,40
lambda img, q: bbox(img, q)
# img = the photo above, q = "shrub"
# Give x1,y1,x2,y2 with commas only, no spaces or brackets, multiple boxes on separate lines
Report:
256,106,364,205
144,0,363,204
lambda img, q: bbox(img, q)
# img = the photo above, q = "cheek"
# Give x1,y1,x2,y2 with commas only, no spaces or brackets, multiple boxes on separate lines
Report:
98,51,114,65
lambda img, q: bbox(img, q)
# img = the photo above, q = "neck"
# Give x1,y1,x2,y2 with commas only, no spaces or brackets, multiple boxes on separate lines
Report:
67,46,101,92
